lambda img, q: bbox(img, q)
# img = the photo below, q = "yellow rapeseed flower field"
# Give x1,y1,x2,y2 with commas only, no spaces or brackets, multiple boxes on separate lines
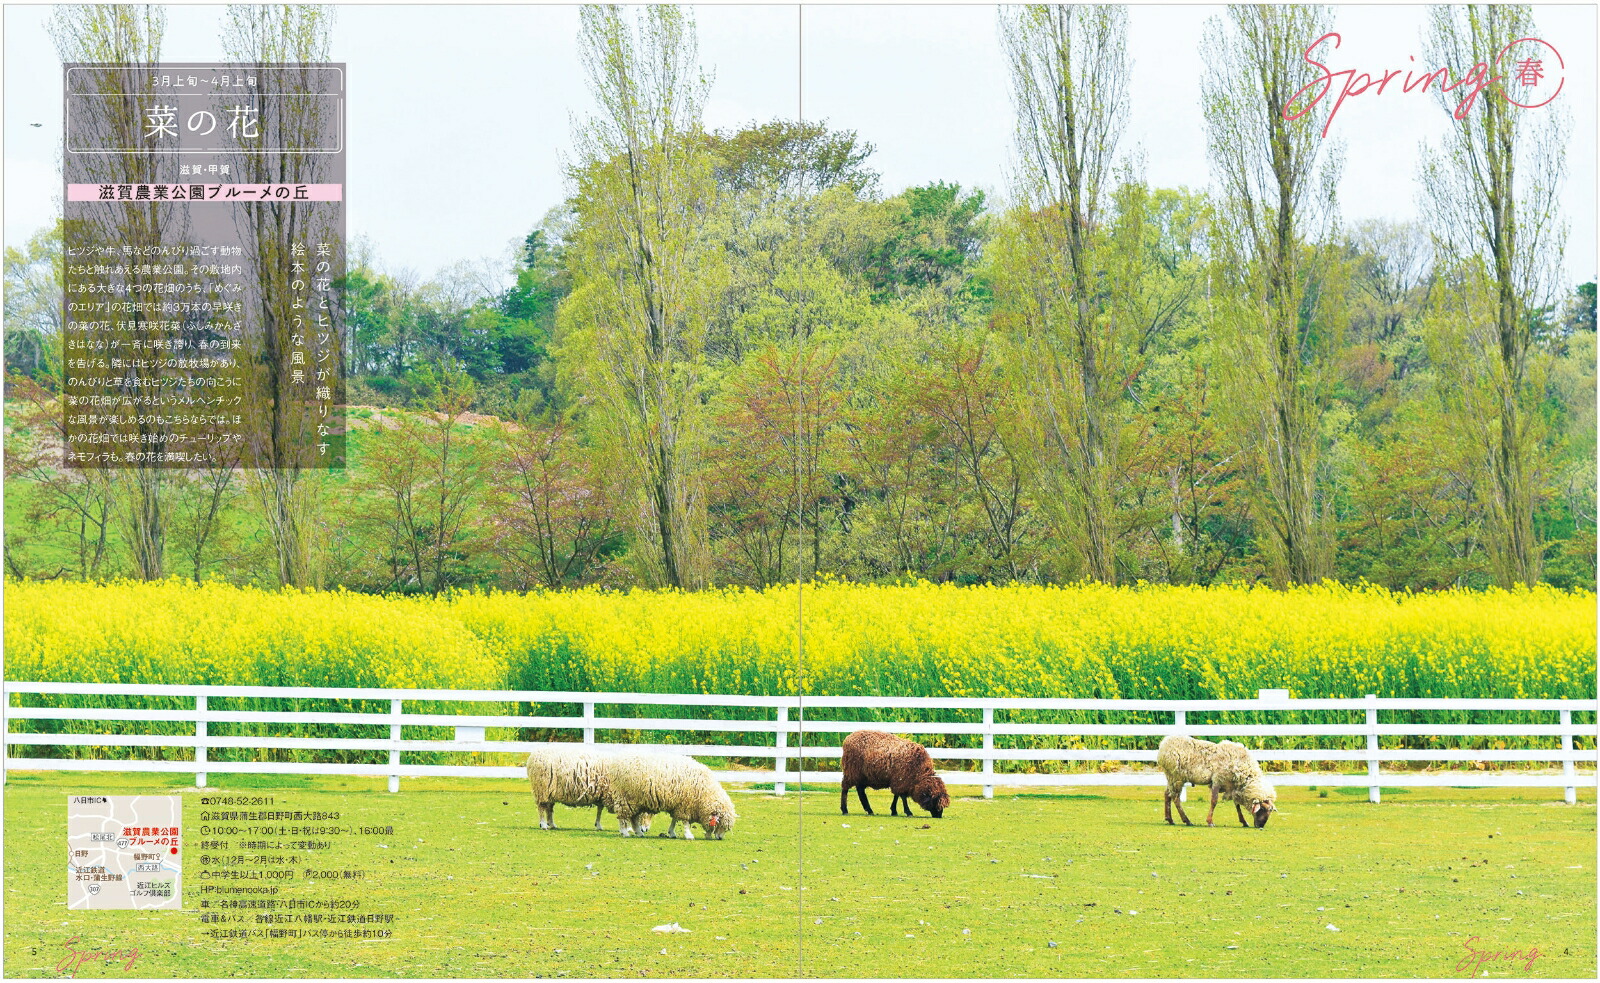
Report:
5,579,1592,768
6,578,1592,697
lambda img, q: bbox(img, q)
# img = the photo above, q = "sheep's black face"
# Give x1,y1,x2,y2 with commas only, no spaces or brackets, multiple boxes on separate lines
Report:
1252,801,1273,828
915,778,950,818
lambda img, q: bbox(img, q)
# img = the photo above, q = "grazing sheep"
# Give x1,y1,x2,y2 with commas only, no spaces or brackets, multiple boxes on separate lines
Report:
1157,734,1277,828
524,745,614,831
606,752,737,840
840,730,950,818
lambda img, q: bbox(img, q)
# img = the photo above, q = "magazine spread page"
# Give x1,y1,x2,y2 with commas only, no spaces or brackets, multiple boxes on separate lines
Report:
2,3,1596,980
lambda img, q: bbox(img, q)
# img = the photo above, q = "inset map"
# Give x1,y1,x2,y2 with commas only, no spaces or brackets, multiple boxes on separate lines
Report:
67,795,182,910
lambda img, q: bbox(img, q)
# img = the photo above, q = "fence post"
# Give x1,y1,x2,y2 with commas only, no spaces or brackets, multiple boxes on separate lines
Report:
582,701,595,747
388,699,402,794
982,706,994,799
1561,708,1576,805
1366,694,1380,804
195,694,207,789
775,705,788,796
1174,709,1186,802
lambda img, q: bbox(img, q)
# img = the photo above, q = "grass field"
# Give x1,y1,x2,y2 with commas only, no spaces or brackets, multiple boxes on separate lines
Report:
3,771,1594,978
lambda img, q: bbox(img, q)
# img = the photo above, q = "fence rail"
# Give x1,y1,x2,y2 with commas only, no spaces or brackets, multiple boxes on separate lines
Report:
4,682,1594,804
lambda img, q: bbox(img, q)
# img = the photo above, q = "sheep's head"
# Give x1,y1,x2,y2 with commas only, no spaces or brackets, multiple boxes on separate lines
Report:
704,808,736,840
913,776,950,818
1250,794,1277,828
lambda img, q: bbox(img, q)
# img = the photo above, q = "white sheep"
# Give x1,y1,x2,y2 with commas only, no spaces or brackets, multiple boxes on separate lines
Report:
1157,734,1277,828
605,752,737,840
524,744,615,831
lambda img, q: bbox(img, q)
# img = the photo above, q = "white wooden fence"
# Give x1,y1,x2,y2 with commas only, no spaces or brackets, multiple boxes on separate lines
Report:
4,682,1594,804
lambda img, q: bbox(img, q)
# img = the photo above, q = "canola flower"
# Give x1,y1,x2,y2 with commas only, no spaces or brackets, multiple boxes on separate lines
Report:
5,578,1592,768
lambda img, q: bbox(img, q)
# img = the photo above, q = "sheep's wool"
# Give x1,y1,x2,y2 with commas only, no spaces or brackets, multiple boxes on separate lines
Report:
1157,735,1275,808
525,746,615,829
607,752,738,840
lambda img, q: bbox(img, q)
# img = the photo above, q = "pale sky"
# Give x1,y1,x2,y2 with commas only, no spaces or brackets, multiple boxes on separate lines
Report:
4,2,1596,294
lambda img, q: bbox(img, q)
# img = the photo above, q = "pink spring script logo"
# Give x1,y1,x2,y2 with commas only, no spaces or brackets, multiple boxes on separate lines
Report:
1454,936,1542,976
1285,32,1565,136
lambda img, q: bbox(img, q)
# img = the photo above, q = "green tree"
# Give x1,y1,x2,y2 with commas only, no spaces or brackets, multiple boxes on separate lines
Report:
838,334,967,582
3,221,64,382
708,345,845,585
1146,365,1258,584
346,367,491,594
1115,187,1238,583
556,5,723,588
908,327,1038,582
996,3,1145,584
1418,4,1569,587
484,412,621,590
1201,3,1345,585
865,181,990,314
696,120,887,581
1540,295,1596,588
1337,393,1489,589
1563,282,1597,336
51,3,172,581
4,377,118,581
407,265,503,379
223,3,339,588
708,119,876,198
335,256,404,378
497,217,569,378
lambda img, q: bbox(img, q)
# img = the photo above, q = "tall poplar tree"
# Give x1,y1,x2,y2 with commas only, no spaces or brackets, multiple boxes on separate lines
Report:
1419,4,1568,587
50,4,171,580
995,3,1139,584
558,5,722,588
222,4,339,588
1201,4,1344,585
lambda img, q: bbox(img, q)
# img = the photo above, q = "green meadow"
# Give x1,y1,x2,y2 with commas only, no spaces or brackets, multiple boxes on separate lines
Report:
3,772,1593,978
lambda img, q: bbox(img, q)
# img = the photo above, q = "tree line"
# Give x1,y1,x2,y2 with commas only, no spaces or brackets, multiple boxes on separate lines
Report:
4,3,1594,593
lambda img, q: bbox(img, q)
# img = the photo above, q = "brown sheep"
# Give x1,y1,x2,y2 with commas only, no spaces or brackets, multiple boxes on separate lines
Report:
840,730,950,818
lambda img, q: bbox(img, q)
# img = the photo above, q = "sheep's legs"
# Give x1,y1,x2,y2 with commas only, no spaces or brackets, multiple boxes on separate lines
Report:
538,802,553,830
1205,786,1219,827
594,805,604,830
614,811,651,837
1168,785,1193,825
1234,801,1249,827
653,816,693,840
890,795,901,817
840,782,877,816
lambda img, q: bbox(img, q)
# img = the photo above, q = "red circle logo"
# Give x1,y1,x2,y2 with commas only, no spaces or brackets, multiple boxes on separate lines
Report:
1497,37,1565,110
